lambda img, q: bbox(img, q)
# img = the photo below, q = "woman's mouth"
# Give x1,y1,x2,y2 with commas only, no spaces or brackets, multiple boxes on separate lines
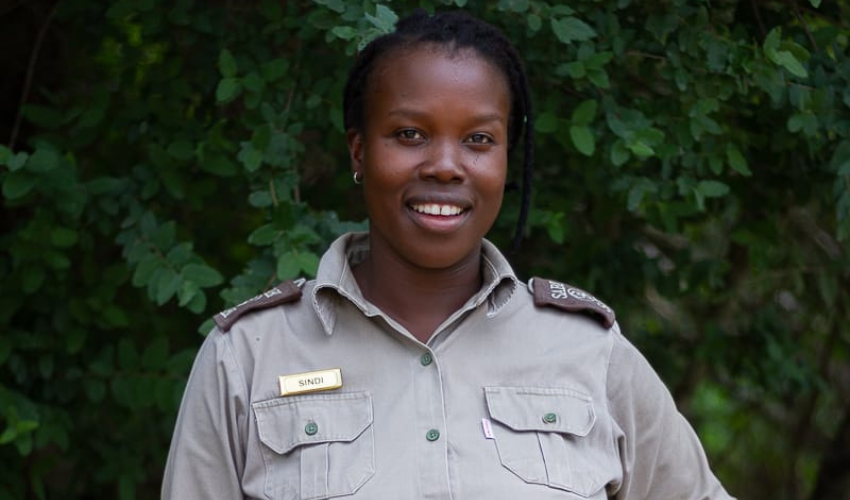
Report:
407,202,470,233
410,203,465,216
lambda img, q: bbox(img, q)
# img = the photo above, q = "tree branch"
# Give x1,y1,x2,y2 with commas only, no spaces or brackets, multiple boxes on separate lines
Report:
9,1,59,149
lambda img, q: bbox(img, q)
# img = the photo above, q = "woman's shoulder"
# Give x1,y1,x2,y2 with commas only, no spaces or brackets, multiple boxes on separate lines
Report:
212,278,308,333
523,277,616,330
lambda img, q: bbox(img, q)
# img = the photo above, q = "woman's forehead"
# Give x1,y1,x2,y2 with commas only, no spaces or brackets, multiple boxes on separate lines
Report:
366,44,510,108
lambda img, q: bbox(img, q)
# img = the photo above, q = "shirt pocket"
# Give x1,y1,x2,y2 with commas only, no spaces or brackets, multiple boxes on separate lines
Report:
484,386,608,498
253,391,375,500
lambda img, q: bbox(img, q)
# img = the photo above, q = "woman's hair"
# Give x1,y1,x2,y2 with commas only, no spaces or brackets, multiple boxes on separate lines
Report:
342,9,535,249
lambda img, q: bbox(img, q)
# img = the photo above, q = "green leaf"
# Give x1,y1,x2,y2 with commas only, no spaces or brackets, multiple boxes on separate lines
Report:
84,379,106,403
117,339,139,370
237,142,263,172
331,26,358,41
277,251,300,279
50,227,79,247
248,190,273,208
167,140,195,161
527,14,541,32
258,0,282,20
243,71,264,93
296,251,320,277
219,49,237,78
0,427,17,445
15,432,33,456
182,263,224,288
22,267,45,294
787,113,818,136
569,125,595,156
132,255,159,287
726,146,752,176
365,5,398,34
571,100,597,125
3,171,37,199
586,68,610,89
628,141,655,158
627,179,657,211
7,151,29,171
216,78,242,104
551,17,596,44
248,223,279,245
697,180,730,198
21,104,64,129
142,336,169,371
261,59,289,82
610,140,630,167
0,145,12,165
763,27,781,53
562,61,585,78
155,269,182,305
535,111,559,134
203,154,238,176
26,148,60,173
771,50,808,78
316,0,345,13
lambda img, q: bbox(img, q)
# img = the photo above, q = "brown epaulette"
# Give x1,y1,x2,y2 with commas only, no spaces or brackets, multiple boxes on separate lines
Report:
529,277,616,329
214,280,303,332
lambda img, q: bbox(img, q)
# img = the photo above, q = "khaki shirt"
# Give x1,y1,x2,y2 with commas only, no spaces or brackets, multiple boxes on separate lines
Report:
162,233,735,500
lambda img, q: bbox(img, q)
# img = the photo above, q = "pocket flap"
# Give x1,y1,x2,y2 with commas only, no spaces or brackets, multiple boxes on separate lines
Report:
253,391,373,454
484,386,595,436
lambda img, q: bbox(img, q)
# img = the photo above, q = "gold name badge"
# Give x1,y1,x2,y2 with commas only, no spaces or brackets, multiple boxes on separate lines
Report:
279,368,342,397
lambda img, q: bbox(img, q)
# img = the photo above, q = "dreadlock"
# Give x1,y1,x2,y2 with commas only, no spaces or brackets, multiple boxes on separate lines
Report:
342,9,535,250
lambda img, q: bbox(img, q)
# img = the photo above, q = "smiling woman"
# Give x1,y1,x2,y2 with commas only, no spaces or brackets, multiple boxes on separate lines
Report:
162,9,736,500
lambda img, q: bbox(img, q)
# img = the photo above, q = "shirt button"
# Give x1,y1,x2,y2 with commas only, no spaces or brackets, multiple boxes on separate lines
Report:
426,429,440,441
542,412,558,424
420,353,433,366
305,422,319,435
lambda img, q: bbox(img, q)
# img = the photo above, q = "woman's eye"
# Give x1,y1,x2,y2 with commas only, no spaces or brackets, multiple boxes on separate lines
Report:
467,133,494,144
397,129,423,141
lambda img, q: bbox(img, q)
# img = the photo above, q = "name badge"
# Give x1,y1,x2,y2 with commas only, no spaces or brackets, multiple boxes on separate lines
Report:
279,368,342,396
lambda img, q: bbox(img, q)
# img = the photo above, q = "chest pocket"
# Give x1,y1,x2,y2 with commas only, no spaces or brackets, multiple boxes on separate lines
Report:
253,391,375,500
485,386,611,498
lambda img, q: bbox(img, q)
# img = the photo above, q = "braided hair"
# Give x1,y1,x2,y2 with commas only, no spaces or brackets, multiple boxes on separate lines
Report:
342,9,535,250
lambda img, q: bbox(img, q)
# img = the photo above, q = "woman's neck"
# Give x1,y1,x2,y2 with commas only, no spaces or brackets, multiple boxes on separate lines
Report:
352,244,483,344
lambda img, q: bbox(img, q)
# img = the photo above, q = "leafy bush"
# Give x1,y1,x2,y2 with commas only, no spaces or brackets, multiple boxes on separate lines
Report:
2,0,848,498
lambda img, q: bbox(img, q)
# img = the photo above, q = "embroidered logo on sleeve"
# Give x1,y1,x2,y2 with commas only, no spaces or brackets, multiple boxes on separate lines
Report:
213,280,303,332
531,277,616,329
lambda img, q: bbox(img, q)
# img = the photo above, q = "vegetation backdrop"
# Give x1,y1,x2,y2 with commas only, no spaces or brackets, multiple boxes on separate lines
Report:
2,0,849,498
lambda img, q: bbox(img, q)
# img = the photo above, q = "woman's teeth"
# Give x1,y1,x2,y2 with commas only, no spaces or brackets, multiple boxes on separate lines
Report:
411,203,464,216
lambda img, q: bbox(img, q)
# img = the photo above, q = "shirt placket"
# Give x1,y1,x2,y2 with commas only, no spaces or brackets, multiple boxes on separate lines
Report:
412,344,453,499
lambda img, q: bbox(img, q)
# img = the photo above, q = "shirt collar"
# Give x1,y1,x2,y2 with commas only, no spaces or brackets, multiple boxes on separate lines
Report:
311,232,519,336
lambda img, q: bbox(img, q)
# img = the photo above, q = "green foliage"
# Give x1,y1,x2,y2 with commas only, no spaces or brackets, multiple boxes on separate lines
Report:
2,0,849,498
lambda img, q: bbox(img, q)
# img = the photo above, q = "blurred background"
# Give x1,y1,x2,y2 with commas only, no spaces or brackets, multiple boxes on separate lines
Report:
1,0,848,498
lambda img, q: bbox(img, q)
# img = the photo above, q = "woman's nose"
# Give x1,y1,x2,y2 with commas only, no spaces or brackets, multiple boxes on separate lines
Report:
419,139,464,183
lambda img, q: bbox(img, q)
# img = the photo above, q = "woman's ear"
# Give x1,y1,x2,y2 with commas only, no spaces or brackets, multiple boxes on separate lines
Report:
346,129,363,175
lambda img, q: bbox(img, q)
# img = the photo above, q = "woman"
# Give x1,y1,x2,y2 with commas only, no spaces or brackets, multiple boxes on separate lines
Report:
163,10,735,500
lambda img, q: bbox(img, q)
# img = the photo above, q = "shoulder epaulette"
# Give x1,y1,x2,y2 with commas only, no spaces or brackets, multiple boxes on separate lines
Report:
529,277,616,329
214,280,303,332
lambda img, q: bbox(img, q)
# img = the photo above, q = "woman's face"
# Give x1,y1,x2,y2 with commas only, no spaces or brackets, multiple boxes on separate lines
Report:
347,45,511,271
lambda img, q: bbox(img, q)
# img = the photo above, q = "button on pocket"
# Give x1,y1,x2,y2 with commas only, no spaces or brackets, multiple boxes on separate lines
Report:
484,386,609,498
254,391,375,500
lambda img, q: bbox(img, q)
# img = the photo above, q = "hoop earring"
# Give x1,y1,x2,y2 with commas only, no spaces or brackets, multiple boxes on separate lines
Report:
353,171,363,185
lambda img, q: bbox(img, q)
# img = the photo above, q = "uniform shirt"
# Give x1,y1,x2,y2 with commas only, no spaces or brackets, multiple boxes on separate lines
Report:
162,232,735,500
